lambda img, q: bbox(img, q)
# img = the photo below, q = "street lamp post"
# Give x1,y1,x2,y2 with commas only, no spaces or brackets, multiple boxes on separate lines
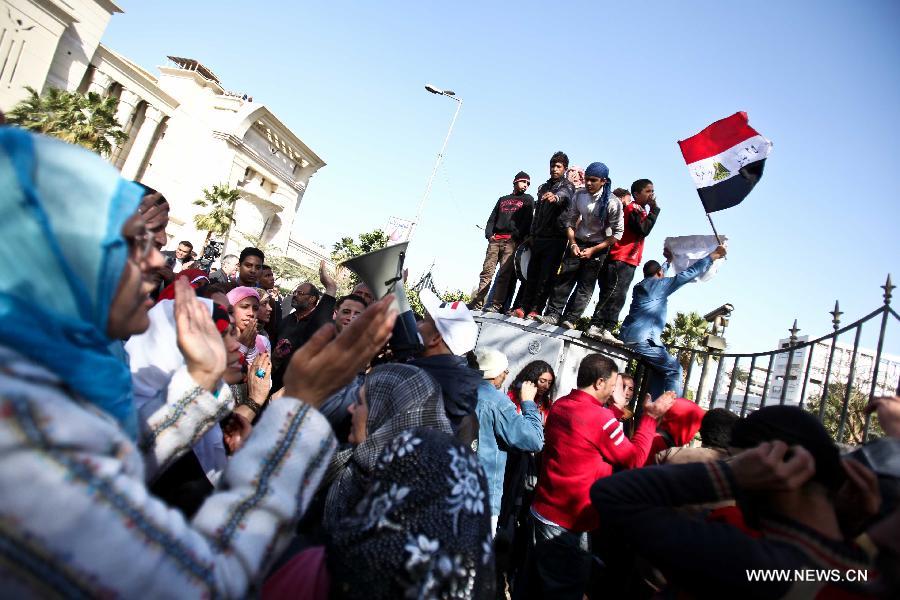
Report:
407,84,462,242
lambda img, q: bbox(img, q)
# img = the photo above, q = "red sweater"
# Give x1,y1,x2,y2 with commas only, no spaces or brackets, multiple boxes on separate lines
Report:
531,389,658,532
608,201,659,266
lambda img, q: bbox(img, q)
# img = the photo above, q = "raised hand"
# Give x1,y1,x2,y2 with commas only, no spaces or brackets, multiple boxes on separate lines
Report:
865,395,900,438
520,381,538,402
643,390,676,419
222,412,252,454
283,294,398,407
728,441,815,492
237,318,258,349
247,352,272,406
710,244,728,261
174,278,226,391
319,260,337,296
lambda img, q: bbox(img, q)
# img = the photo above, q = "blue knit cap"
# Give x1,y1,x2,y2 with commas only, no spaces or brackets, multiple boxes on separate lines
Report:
585,162,611,218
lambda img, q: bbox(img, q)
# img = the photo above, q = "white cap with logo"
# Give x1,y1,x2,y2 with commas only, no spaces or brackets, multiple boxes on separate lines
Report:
419,289,478,356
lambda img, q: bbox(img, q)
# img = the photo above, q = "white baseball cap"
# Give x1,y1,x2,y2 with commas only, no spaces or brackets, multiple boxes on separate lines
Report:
475,348,508,379
419,289,478,356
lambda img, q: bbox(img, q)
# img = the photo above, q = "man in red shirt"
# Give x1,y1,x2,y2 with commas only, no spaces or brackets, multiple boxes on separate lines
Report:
515,354,675,600
588,180,660,343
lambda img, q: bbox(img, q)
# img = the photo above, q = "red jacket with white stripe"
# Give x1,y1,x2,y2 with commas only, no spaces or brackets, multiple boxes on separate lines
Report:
531,389,658,532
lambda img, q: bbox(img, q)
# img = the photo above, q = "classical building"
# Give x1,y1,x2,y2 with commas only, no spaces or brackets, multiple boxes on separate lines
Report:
1,0,326,257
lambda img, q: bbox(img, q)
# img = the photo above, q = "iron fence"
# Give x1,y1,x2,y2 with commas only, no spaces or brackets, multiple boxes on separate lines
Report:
630,275,899,445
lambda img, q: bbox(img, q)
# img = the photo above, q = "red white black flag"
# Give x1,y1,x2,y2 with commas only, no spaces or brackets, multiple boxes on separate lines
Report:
678,112,772,213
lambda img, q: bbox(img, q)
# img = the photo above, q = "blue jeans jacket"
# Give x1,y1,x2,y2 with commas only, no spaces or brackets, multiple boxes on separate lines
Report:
475,381,544,516
619,256,713,345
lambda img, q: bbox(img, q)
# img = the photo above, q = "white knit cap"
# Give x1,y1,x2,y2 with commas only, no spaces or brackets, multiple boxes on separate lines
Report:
475,348,508,379
420,289,478,356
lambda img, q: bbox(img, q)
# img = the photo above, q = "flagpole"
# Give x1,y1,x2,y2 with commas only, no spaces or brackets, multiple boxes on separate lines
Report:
705,212,723,245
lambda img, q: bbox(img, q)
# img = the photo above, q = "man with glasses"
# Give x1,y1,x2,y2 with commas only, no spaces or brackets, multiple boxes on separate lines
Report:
471,171,534,312
271,261,337,392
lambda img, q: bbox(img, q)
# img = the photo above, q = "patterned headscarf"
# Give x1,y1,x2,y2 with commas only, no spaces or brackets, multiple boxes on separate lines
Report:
0,128,143,436
328,427,494,599
323,364,452,527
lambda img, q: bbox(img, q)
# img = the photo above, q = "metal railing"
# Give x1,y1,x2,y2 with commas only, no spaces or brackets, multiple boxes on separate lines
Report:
643,275,898,444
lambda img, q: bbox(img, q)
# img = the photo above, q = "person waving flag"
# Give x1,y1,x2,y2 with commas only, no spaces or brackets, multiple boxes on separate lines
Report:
678,112,772,214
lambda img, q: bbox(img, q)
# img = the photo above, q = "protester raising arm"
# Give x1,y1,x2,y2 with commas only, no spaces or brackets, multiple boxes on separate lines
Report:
596,391,676,469
138,279,237,477
590,442,873,599
492,380,544,452
0,293,397,599
662,244,727,295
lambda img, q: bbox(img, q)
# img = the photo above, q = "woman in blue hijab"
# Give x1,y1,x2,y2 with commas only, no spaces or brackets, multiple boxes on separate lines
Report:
0,128,384,597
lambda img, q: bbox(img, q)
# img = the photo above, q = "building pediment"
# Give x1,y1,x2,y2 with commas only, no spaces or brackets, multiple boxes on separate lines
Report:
94,44,179,114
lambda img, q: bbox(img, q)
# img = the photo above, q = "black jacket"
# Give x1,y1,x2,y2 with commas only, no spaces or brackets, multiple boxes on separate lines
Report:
272,295,336,391
409,354,482,431
485,192,534,241
530,177,576,239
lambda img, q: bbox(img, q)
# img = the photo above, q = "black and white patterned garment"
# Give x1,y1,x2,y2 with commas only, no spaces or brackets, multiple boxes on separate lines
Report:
328,427,495,600
323,364,453,528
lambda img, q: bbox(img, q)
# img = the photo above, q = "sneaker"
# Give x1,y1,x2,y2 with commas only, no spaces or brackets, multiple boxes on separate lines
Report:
483,306,500,314
526,311,540,320
536,314,559,325
600,329,622,344
509,308,525,319
584,325,605,338
560,320,576,330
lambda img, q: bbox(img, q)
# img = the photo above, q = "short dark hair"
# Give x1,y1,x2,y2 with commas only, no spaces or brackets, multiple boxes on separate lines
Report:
336,293,368,310
700,408,739,449
550,151,569,169
298,282,321,299
261,264,272,272
576,354,618,388
631,179,653,196
612,187,630,199
239,247,264,263
643,260,662,278
178,240,193,250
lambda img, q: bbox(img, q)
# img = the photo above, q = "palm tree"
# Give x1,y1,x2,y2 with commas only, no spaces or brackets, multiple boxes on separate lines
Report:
7,86,127,156
661,311,712,375
193,184,241,248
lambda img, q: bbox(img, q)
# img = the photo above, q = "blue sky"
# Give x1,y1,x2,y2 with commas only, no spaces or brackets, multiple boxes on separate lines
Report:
104,0,900,354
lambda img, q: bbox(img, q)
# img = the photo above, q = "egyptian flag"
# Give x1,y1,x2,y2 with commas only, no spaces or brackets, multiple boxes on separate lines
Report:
678,112,772,213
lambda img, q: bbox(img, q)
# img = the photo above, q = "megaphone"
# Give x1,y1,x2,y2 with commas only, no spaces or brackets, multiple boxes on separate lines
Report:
341,242,423,359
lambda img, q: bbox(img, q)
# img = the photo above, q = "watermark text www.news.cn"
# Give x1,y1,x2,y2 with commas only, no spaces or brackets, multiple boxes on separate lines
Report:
746,569,868,583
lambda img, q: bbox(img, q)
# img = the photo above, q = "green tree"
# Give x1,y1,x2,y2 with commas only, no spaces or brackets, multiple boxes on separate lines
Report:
661,311,713,375
406,286,471,317
805,382,883,445
331,229,391,262
193,184,241,248
7,86,127,156
331,229,391,286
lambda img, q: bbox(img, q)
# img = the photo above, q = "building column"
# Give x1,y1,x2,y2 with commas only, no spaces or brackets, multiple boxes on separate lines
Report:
114,89,139,129
120,106,163,180
87,70,113,96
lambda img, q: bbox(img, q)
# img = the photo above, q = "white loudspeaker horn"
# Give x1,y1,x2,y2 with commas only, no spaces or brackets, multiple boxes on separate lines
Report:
341,242,422,358
340,242,412,313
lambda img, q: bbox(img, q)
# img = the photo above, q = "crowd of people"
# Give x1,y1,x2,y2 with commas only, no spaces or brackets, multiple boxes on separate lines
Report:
1,128,897,599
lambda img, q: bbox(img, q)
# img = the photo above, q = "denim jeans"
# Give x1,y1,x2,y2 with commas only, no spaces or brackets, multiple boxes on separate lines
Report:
625,339,683,399
513,515,592,600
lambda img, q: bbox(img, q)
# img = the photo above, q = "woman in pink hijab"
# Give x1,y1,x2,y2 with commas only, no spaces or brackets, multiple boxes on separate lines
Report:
226,286,271,364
